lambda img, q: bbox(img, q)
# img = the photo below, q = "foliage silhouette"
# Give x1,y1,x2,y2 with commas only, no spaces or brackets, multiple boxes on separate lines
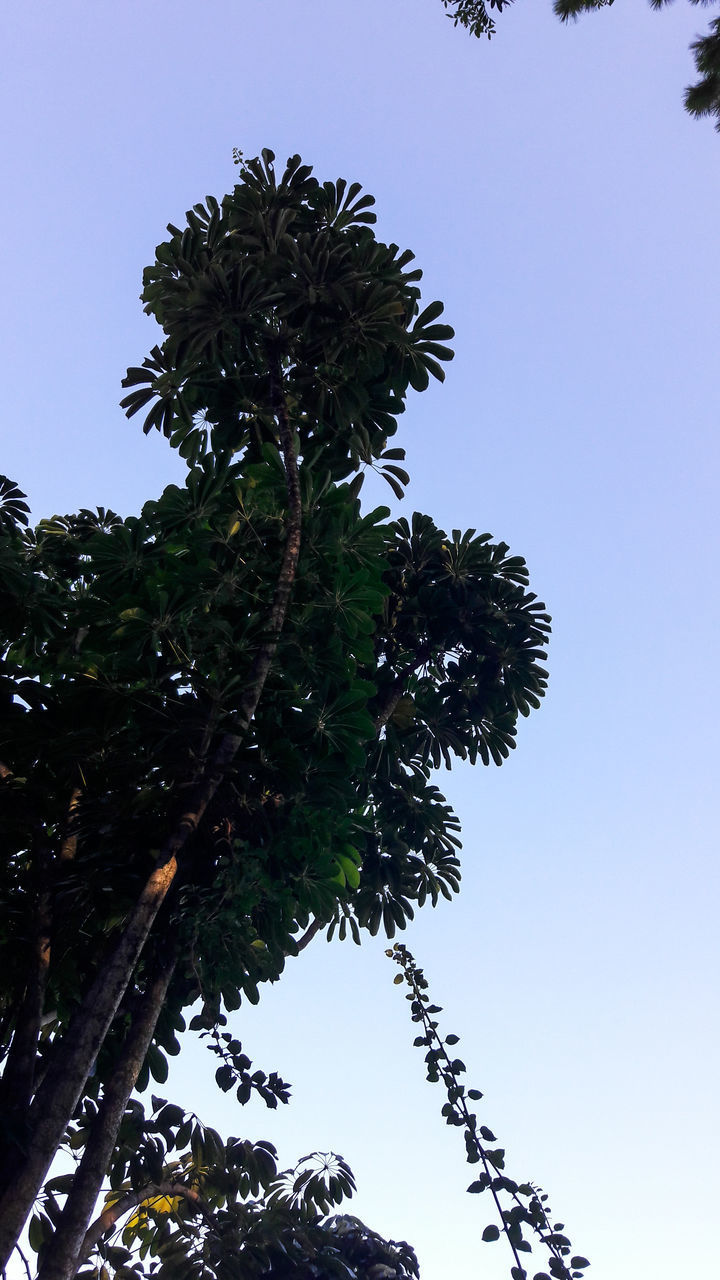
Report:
388,945,590,1280
444,0,720,130
0,150,550,1278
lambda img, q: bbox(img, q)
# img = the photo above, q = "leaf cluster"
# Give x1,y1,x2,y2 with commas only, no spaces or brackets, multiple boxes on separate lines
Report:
41,1093,417,1280
122,149,453,478
440,0,513,39
388,945,590,1280
0,446,549,1075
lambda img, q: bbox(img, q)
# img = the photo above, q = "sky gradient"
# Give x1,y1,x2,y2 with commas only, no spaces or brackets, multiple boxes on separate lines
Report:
3,2,719,1277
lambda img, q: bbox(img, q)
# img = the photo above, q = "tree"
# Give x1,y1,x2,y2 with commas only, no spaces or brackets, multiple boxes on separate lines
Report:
0,149,550,1279
444,0,720,130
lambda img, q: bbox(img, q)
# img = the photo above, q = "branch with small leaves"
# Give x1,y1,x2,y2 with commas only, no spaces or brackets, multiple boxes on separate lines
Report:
197,1022,292,1110
388,944,590,1280
440,0,513,39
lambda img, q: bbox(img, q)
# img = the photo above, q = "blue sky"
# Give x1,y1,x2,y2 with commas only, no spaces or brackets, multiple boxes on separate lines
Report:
3,2,719,1277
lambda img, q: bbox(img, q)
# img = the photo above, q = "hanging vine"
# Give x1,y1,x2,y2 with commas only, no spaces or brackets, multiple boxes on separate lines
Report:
388,944,590,1280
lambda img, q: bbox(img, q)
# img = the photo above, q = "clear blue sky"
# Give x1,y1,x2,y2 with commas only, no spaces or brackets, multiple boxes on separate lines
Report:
3,2,719,1277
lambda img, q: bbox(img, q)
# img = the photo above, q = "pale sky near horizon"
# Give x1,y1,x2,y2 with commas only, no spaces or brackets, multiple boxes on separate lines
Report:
3,2,719,1277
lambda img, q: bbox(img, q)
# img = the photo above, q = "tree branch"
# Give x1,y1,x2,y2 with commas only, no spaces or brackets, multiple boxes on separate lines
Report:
295,919,323,953
295,643,438,954
373,643,434,732
81,1181,212,1259
13,1244,32,1280
59,788,82,864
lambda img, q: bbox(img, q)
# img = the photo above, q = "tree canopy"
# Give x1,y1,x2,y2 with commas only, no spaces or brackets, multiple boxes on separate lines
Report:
0,151,551,1279
445,0,720,130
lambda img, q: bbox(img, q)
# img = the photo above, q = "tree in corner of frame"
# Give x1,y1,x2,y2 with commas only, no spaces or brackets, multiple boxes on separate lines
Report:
0,149,551,1280
443,0,720,131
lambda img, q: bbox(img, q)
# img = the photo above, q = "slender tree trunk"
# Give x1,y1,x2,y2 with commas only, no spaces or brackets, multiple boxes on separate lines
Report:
0,855,179,1267
0,364,302,1271
36,954,176,1280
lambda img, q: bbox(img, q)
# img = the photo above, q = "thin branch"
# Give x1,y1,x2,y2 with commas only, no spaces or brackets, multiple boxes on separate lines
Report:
82,1181,213,1258
59,789,82,863
373,643,434,732
392,946,578,1279
295,919,322,952
296,644,437,953
13,1245,31,1280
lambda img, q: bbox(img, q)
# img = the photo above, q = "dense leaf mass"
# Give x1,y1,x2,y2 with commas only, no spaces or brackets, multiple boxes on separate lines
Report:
0,153,549,1278
122,149,454,473
0,471,548,1046
40,1096,419,1279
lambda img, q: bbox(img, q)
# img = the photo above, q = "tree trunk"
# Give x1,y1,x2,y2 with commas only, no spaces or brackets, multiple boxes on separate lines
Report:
0,855,178,1269
36,954,176,1280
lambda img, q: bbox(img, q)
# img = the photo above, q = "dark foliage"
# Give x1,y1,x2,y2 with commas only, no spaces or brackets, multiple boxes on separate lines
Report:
0,152,550,1279
389,945,590,1280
